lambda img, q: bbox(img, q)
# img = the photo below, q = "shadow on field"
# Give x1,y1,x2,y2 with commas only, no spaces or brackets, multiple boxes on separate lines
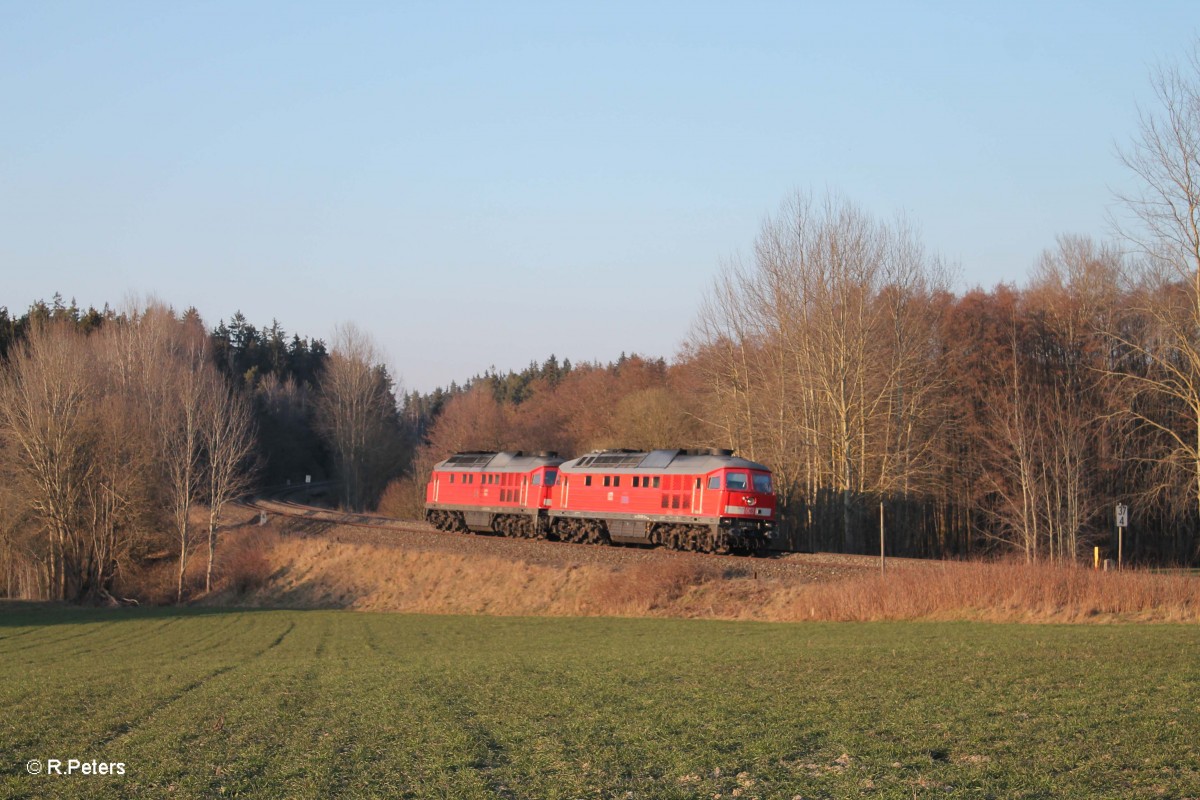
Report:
0,601,309,628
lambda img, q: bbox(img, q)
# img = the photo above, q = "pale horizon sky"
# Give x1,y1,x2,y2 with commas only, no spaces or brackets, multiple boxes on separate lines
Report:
1,2,1194,391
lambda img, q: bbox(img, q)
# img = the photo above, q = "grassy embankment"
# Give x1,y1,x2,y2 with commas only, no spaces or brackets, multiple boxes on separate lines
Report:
213,525,1200,623
2,606,1197,798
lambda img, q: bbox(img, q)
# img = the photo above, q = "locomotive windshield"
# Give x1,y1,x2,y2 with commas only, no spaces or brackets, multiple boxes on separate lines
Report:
726,472,748,490
753,472,772,493
544,470,557,487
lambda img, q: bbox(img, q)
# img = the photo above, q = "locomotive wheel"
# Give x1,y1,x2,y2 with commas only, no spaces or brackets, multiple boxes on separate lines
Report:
550,517,611,545
494,514,537,539
649,523,732,555
428,510,468,533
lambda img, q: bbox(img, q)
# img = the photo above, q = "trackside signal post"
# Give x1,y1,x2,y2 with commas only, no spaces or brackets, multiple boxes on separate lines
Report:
1115,503,1129,571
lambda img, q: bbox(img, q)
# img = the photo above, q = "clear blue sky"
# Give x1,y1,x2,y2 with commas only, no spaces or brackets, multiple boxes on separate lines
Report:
1,1,1193,391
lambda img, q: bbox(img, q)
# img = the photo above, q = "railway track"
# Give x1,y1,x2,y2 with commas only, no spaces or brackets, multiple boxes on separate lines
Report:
243,492,906,582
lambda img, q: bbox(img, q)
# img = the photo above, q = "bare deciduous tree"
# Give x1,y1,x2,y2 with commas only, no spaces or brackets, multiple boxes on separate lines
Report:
1113,41,1200,523
201,372,257,592
691,191,949,553
0,322,97,599
317,323,406,511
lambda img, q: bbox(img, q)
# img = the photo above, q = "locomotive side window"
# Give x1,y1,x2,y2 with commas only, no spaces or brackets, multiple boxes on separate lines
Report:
604,476,611,487
633,476,639,488
532,473,542,486
585,475,592,487
708,475,720,490
449,474,455,484
613,476,621,487
653,476,660,488
726,472,748,490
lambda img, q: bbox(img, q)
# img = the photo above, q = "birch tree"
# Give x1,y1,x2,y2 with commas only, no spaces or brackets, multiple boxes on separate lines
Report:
201,373,257,592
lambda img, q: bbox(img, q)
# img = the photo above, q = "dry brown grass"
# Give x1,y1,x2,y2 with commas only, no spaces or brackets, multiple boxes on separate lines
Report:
771,560,1200,623
203,524,1200,623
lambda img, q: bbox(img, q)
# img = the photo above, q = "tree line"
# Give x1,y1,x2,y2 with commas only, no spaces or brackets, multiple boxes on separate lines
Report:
5,42,1200,600
396,46,1200,566
0,302,410,601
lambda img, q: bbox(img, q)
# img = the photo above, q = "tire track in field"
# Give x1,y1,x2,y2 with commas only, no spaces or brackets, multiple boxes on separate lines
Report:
0,616,182,668
0,618,189,715
0,622,118,656
9,616,185,666
150,612,247,661
199,616,333,798
358,615,381,656
0,626,45,643
83,617,298,752
417,678,518,799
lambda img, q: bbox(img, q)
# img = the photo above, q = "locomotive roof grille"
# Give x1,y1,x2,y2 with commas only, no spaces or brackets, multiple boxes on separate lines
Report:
444,452,499,467
581,453,645,469
435,450,565,472
561,448,770,474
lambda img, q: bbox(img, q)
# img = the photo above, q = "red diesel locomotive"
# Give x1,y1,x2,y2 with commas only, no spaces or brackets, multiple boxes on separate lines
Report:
424,448,775,554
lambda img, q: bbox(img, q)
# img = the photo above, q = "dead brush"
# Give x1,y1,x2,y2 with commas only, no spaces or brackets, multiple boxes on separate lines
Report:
219,531,278,596
591,559,713,615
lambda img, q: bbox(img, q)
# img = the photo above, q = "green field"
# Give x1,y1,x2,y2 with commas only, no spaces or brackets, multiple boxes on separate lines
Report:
1,607,1197,799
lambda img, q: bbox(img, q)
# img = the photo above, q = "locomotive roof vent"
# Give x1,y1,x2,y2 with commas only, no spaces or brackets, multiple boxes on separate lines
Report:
587,452,645,469
709,448,734,457
445,452,497,467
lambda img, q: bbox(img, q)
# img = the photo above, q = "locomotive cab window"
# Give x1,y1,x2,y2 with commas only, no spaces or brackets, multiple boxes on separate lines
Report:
545,470,557,487
532,473,542,486
726,472,749,490
707,475,720,490
753,473,772,493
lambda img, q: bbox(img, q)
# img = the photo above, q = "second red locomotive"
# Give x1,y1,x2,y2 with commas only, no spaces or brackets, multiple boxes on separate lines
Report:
425,448,775,554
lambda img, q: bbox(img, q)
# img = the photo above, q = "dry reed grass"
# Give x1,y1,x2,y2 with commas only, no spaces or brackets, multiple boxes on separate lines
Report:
207,526,1200,623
